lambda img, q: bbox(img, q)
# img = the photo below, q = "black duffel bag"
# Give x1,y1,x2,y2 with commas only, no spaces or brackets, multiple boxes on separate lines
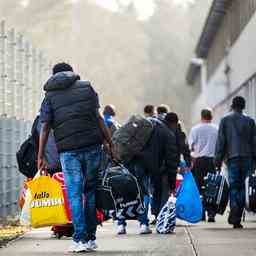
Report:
96,165,145,219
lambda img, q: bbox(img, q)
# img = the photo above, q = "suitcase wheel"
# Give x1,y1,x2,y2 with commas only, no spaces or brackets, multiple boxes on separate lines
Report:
55,232,63,239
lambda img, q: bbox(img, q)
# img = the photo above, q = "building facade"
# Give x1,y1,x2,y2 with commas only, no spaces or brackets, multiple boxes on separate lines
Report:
187,0,256,124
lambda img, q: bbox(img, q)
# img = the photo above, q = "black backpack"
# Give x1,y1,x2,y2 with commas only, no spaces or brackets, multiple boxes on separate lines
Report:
112,115,154,164
16,116,40,178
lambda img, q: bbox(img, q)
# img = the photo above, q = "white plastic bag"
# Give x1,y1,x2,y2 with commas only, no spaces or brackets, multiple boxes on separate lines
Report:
20,188,32,226
156,196,176,234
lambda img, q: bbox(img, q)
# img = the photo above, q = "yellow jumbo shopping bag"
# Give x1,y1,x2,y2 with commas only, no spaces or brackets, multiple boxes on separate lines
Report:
26,175,69,228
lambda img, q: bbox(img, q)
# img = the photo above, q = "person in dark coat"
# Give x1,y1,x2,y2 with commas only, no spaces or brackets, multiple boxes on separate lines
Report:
116,118,179,235
38,63,112,252
215,96,256,229
164,112,191,168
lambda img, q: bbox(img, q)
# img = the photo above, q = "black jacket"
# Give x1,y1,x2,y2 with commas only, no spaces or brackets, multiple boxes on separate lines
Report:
169,124,191,167
44,71,103,152
215,111,256,166
133,119,179,189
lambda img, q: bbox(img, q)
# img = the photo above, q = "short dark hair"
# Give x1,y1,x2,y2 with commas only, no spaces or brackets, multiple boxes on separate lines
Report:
103,105,116,116
157,104,170,115
231,96,246,110
52,62,73,75
201,109,212,121
144,105,155,115
165,112,179,124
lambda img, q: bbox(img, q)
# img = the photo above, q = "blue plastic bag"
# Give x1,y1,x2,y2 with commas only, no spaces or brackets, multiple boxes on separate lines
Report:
176,171,203,223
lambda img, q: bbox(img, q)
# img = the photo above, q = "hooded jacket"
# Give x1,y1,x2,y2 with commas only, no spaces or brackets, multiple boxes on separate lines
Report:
43,71,103,152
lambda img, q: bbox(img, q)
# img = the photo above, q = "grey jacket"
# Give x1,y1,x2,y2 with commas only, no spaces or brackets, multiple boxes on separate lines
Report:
215,111,256,166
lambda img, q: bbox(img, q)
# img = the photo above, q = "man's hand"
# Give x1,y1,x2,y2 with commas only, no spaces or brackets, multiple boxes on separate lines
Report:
37,156,47,171
169,189,176,197
103,141,115,160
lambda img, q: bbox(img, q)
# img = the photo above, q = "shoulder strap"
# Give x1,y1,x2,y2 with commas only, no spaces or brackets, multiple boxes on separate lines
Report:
31,116,40,137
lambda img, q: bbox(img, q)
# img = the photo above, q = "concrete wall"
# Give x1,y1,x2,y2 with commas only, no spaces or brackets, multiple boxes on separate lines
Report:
191,12,256,124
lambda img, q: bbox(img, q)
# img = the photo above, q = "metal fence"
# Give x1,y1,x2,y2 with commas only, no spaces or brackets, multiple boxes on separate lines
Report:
0,20,51,219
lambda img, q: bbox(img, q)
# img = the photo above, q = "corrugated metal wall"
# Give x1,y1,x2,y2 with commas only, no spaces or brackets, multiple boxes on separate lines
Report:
0,20,51,219
213,73,256,123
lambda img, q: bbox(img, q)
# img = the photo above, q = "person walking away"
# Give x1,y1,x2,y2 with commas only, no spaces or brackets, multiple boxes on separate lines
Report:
103,105,120,136
117,118,178,235
38,63,112,252
150,112,190,225
144,105,156,118
143,105,157,224
157,104,170,121
188,109,218,222
164,112,191,168
215,96,256,229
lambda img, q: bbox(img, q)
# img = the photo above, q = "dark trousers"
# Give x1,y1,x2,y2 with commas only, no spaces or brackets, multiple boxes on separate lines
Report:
192,157,216,218
151,174,170,217
227,157,252,225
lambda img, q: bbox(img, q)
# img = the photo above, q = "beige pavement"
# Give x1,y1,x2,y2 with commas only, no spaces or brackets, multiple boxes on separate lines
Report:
1,214,256,256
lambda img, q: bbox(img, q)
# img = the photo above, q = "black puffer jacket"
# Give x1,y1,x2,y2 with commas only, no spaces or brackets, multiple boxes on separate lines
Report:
215,111,256,166
44,71,103,152
133,118,179,189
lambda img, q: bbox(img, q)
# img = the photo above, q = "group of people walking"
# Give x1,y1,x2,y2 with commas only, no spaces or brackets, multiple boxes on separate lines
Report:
36,62,256,252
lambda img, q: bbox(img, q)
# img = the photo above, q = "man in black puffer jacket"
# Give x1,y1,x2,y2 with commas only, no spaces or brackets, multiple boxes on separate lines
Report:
38,63,112,252
215,96,256,229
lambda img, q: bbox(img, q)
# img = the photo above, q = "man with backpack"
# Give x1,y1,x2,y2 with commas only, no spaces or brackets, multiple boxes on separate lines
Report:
116,117,179,235
38,63,112,252
215,96,256,229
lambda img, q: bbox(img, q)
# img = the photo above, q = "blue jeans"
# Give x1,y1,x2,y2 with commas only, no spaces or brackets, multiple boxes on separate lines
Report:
227,157,253,223
60,145,102,242
117,165,150,226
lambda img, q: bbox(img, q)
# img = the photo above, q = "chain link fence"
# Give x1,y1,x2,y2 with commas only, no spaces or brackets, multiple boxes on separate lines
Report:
0,20,51,219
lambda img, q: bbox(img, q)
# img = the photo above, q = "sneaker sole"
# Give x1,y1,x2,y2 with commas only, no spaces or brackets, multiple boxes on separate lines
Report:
140,231,152,235
117,232,127,235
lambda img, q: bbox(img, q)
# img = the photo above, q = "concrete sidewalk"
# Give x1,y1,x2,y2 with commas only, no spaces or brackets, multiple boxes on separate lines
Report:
1,215,256,256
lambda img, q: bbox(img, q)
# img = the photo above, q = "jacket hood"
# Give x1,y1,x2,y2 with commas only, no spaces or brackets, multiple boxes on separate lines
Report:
44,71,80,91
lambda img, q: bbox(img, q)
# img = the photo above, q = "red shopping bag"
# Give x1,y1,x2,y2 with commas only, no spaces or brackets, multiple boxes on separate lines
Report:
52,172,72,222
176,174,184,193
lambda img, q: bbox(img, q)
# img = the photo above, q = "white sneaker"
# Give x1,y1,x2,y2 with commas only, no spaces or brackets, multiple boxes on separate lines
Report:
68,241,89,253
68,241,80,252
117,225,127,235
87,240,98,250
75,241,89,253
140,224,152,235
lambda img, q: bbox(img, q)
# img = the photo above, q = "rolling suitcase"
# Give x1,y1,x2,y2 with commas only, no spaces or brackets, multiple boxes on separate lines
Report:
203,172,229,215
245,174,256,212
